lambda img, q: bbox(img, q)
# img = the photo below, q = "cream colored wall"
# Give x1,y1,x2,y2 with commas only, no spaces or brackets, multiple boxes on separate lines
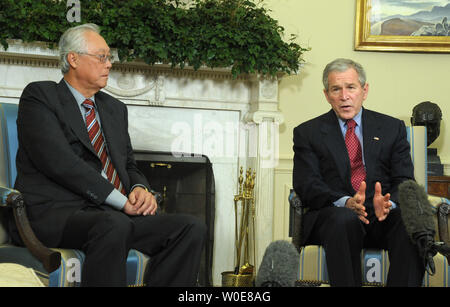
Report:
267,0,450,240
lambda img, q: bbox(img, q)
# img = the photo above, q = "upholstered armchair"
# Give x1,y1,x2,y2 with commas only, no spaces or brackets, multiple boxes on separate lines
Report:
0,102,152,286
289,126,450,286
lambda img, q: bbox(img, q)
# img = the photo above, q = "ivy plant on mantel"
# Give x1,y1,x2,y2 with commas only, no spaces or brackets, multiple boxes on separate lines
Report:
0,0,309,78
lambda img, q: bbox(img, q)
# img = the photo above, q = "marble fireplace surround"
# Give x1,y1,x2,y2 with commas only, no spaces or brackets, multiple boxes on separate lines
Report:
0,41,284,286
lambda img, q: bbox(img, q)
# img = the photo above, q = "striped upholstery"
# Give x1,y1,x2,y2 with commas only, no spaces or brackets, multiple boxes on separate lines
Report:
0,103,151,287
423,252,449,287
299,245,449,287
297,126,450,287
298,245,327,285
298,246,391,286
46,249,149,287
405,126,427,188
0,244,150,287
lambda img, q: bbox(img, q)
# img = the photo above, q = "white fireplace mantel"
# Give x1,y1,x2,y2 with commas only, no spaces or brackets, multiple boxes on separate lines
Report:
0,41,284,286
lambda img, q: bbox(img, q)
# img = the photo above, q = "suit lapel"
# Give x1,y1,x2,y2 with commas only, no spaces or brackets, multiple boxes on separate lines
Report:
362,108,382,186
94,93,121,169
319,108,382,193
58,81,128,189
57,80,97,156
96,93,131,190
321,110,351,184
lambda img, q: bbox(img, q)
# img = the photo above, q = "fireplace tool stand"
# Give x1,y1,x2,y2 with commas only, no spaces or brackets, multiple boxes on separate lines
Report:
222,167,256,286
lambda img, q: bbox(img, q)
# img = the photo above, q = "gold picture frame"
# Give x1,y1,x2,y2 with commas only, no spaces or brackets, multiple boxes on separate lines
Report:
355,0,450,53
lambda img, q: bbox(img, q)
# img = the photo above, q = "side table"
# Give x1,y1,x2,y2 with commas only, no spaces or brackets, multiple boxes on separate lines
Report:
428,175,450,198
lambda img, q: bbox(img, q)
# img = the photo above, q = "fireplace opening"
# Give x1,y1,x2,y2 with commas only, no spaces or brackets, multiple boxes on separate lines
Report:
134,150,215,286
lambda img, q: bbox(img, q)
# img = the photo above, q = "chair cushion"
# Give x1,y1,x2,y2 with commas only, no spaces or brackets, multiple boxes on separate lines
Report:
0,263,45,286
298,245,328,286
298,245,449,287
0,244,49,285
48,248,150,287
422,252,449,287
0,244,150,287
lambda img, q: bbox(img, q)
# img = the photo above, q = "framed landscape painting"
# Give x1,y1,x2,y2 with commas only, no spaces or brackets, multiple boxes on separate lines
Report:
355,0,450,52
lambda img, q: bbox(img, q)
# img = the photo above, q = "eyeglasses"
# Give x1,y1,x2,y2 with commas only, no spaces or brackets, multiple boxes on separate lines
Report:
77,52,114,64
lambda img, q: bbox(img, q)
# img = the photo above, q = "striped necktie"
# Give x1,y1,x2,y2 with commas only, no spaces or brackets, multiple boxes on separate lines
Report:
82,99,126,195
345,119,366,192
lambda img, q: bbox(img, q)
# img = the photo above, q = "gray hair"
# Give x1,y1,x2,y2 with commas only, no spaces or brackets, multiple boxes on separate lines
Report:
322,58,367,91
58,23,101,74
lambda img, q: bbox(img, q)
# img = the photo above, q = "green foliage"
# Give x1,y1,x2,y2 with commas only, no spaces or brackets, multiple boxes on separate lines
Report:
0,0,309,78
0,0,68,49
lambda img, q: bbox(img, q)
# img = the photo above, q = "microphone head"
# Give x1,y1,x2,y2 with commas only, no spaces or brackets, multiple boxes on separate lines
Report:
255,240,299,287
398,180,435,239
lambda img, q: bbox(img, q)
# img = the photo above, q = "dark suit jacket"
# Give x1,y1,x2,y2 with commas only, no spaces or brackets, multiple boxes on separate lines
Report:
10,79,150,247
293,108,414,245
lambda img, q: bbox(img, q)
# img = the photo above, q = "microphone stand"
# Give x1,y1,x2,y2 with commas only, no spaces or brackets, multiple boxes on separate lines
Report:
413,231,450,275
414,232,437,275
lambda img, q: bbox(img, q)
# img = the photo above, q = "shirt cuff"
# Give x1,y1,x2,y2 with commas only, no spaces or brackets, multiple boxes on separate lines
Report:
105,188,128,210
334,196,397,210
390,200,397,209
334,196,350,207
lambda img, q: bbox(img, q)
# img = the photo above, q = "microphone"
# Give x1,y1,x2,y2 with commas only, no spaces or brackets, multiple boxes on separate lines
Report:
255,240,299,287
398,180,450,275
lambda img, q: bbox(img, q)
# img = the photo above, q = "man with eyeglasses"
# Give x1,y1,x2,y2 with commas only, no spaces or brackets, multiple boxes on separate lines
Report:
9,23,206,286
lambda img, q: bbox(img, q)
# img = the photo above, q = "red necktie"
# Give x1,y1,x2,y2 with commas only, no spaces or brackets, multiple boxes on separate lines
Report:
82,99,126,195
345,119,366,192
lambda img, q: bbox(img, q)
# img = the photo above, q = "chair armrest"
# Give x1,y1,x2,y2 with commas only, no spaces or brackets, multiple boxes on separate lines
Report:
289,190,304,253
437,201,449,245
0,187,61,273
428,195,450,244
436,200,450,263
427,195,450,262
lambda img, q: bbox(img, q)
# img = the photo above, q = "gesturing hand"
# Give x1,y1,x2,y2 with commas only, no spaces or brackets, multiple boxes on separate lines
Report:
373,182,391,222
345,181,368,224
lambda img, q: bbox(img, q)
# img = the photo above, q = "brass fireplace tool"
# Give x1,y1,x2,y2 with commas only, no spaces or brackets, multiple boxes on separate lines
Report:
222,166,256,286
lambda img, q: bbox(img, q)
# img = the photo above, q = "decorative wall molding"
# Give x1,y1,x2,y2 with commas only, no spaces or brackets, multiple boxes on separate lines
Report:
245,111,284,125
0,40,251,81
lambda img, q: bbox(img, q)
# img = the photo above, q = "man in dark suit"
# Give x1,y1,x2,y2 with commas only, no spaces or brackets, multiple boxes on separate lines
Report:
10,23,206,286
293,58,424,286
